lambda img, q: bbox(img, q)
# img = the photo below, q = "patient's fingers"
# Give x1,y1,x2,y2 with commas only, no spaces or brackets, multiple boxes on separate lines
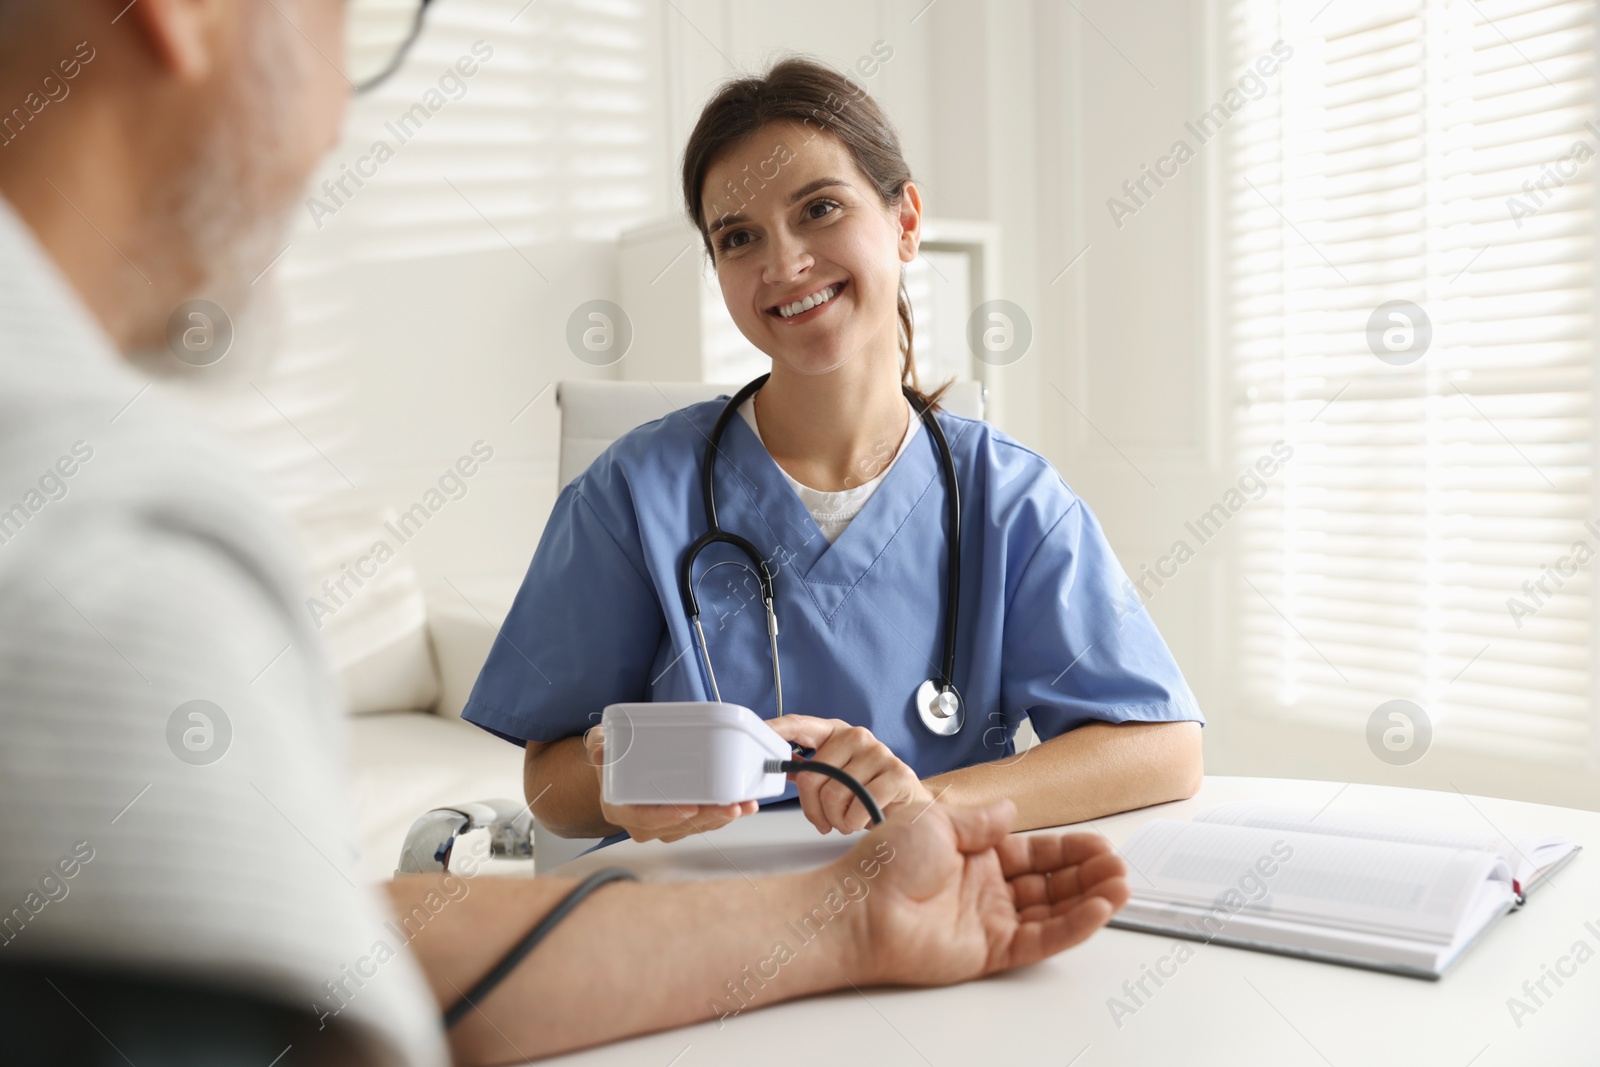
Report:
997,830,1115,880
999,885,1127,971
1004,836,1128,915
1012,857,1131,923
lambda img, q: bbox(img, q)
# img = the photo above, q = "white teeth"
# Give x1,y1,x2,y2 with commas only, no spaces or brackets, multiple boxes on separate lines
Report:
778,285,837,318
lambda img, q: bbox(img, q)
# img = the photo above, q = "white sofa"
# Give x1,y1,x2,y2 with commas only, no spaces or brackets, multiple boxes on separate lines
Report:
344,579,521,882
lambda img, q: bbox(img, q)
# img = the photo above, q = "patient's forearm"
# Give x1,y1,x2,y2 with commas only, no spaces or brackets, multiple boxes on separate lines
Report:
523,736,620,839
925,719,1203,831
386,868,858,1066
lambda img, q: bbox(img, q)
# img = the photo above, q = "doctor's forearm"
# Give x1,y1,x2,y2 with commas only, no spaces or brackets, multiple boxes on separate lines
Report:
523,737,622,839
923,720,1203,831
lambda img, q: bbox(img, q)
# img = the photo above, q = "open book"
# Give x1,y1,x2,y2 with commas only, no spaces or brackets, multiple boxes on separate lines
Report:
1109,802,1581,978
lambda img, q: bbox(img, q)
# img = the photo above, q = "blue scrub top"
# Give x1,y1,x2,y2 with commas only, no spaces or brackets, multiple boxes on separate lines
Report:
463,397,1202,778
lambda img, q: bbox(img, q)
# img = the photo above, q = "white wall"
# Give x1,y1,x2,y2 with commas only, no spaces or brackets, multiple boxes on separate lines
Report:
1036,0,1222,742
1038,0,1597,809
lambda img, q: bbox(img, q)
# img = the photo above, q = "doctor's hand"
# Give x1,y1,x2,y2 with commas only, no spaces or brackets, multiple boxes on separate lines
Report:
841,799,1130,986
584,727,759,844
766,715,934,834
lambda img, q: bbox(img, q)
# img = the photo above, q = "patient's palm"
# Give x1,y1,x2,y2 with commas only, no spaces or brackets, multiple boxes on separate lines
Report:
857,802,1128,985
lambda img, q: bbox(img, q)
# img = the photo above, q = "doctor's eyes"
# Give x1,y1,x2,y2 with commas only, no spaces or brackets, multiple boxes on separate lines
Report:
805,198,841,220
712,199,843,254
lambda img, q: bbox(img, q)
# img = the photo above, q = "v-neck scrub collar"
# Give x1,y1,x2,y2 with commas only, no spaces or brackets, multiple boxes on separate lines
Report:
737,393,923,544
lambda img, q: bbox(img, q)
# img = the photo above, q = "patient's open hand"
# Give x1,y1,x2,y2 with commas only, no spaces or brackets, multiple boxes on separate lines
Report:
842,800,1129,985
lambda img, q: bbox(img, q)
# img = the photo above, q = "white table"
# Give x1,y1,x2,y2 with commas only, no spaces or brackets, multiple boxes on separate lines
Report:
536,776,1598,1066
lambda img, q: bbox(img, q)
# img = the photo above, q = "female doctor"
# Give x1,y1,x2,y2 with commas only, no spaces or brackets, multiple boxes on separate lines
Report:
463,57,1203,845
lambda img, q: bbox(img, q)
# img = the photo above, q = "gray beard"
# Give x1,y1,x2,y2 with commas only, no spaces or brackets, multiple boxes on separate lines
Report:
124,5,305,391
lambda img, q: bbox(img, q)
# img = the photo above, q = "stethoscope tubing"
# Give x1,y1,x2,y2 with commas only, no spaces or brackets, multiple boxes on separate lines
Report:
679,373,961,727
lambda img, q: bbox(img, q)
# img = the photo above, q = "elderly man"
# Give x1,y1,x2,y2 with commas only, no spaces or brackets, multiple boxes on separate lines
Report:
0,2,1129,1065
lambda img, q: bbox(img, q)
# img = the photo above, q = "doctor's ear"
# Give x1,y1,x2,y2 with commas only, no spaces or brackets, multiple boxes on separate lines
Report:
895,180,924,264
119,0,231,82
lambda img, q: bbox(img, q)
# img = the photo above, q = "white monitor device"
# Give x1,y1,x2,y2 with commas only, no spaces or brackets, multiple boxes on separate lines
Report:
601,702,791,807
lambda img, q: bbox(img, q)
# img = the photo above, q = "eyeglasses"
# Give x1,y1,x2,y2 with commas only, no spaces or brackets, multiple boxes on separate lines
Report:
349,0,436,95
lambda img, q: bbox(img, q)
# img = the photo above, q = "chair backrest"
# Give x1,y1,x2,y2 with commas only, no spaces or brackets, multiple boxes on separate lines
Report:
556,378,985,488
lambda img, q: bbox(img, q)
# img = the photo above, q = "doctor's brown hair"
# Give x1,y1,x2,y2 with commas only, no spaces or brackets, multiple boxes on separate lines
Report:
681,55,950,411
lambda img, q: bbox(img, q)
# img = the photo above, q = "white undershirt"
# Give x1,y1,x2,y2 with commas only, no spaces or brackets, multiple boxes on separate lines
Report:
739,393,923,543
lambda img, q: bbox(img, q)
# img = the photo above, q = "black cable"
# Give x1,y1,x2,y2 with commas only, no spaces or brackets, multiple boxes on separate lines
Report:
766,759,883,826
680,374,774,625
444,761,875,1028
443,867,637,1029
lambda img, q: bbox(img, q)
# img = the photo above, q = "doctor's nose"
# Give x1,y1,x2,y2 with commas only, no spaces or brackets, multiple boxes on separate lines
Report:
760,232,814,285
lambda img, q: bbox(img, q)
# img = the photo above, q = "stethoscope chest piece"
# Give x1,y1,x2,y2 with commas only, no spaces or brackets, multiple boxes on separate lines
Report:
916,679,964,737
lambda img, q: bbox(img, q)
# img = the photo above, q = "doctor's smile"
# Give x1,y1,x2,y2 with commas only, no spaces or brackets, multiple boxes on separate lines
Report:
768,279,844,320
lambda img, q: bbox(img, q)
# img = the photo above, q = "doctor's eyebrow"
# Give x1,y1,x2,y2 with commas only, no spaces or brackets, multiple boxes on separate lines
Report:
705,177,852,235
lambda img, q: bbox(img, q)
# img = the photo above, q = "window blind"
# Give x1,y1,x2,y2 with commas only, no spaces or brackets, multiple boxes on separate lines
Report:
169,0,660,698
1225,0,1596,766
327,0,658,260
229,0,660,511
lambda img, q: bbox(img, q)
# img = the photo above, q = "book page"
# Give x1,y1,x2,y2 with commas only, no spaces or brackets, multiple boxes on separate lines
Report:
1122,819,1512,942
1196,801,1572,884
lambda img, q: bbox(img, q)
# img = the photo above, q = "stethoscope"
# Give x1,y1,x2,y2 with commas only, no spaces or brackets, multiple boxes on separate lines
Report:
678,373,966,736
